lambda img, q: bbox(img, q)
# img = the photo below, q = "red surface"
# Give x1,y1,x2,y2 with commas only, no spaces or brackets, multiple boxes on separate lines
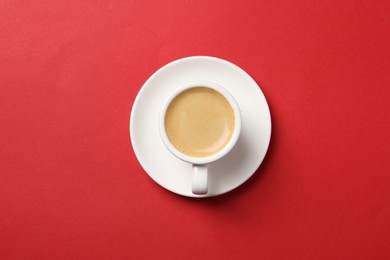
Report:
1,1,389,259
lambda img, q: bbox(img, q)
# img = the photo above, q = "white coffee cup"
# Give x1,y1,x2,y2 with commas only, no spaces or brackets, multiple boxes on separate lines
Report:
159,81,241,195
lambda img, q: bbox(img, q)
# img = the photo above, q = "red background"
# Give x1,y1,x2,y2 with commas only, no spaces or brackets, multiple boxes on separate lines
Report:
1,1,389,259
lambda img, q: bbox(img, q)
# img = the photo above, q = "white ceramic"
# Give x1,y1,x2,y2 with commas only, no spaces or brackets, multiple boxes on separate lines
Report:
130,56,271,198
159,81,242,195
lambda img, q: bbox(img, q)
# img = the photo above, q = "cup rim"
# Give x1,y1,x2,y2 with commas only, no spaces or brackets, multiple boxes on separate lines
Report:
159,80,241,165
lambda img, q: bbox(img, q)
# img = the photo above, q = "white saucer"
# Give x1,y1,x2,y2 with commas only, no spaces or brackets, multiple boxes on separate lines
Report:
130,56,271,198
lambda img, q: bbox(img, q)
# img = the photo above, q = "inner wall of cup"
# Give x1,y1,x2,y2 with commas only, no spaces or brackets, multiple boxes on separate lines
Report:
162,84,240,163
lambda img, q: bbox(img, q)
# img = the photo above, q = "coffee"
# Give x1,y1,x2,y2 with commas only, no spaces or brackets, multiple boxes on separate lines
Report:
164,87,235,157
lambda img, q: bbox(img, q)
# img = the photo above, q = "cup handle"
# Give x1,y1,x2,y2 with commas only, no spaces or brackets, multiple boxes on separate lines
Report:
192,164,208,195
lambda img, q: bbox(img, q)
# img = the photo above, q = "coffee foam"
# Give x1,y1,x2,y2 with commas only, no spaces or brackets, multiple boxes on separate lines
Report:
165,87,235,157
